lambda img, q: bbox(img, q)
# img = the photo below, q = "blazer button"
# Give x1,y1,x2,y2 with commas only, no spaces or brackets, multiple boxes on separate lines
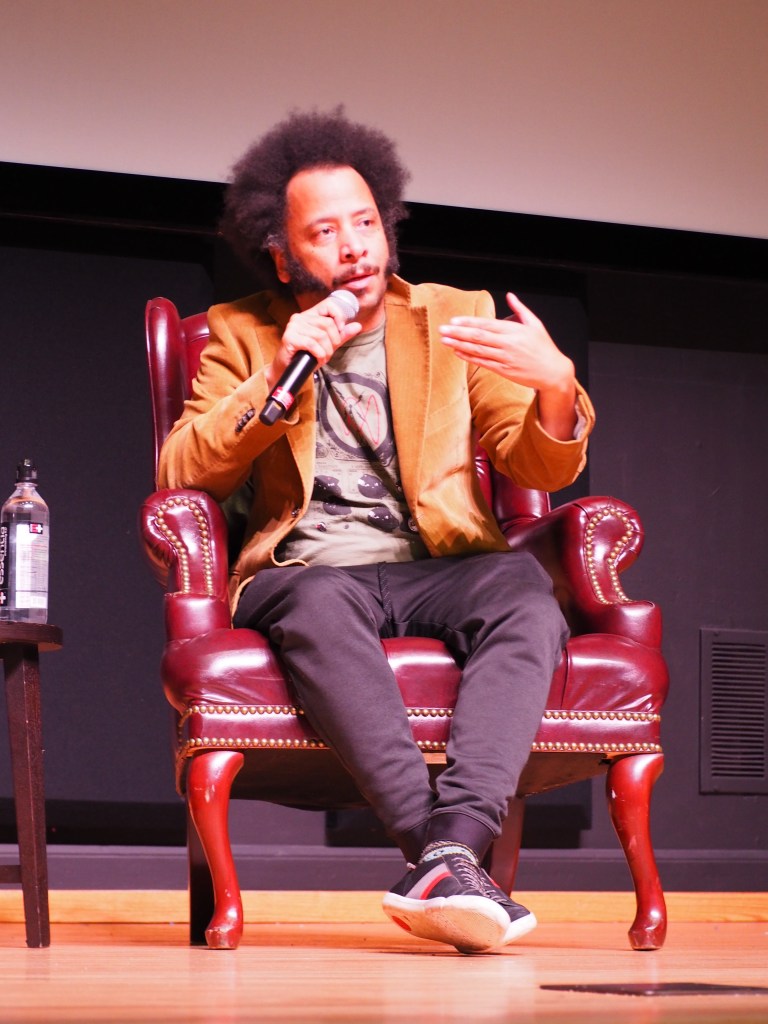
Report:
291,507,301,518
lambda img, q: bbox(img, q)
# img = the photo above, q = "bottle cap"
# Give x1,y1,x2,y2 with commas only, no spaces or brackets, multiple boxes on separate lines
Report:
16,458,38,483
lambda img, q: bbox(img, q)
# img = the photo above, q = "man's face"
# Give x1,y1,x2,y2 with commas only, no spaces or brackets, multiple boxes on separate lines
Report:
274,165,392,331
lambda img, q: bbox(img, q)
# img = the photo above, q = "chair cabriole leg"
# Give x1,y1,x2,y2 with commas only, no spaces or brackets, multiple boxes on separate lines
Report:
186,749,245,949
486,795,525,894
187,804,214,946
606,751,667,951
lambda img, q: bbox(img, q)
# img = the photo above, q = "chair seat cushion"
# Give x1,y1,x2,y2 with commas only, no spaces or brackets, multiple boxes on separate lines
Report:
162,629,668,768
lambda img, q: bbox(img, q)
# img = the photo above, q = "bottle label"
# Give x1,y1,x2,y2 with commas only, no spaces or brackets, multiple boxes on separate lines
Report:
0,523,8,611
3,521,49,609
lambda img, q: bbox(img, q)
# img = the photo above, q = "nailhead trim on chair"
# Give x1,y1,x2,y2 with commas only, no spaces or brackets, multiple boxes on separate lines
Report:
177,737,447,756
176,706,663,759
543,710,660,723
181,736,327,752
176,735,662,757
176,705,457,765
180,705,654,725
154,497,214,596
584,505,633,605
531,740,663,753
179,704,454,725
182,704,301,720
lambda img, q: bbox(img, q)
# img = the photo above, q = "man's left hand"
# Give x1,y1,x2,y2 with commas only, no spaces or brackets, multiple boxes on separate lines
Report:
439,293,578,441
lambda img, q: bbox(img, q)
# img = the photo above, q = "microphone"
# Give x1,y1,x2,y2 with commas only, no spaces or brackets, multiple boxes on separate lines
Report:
258,289,360,426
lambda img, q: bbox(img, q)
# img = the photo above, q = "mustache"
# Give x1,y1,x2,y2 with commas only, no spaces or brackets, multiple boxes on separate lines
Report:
333,264,380,287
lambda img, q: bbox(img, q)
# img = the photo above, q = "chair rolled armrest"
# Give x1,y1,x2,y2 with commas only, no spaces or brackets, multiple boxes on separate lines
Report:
140,488,233,641
504,496,662,647
140,487,232,603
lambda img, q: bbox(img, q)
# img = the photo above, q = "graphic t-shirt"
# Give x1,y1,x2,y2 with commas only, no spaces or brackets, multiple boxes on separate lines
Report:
275,321,429,566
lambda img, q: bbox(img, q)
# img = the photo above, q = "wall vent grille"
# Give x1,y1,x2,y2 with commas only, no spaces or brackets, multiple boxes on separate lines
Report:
700,628,768,794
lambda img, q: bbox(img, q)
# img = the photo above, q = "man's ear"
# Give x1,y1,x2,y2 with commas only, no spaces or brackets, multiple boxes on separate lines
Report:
270,247,291,285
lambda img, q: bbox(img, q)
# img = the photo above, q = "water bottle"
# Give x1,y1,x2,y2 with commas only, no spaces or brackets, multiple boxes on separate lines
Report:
0,458,50,624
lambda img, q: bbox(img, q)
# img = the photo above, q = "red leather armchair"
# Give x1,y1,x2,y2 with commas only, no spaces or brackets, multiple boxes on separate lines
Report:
140,296,670,951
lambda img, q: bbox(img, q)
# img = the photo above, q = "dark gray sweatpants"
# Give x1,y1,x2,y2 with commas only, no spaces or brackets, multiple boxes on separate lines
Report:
233,551,568,859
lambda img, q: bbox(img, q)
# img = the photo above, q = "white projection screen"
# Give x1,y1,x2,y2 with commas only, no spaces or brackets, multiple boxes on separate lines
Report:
1,0,766,239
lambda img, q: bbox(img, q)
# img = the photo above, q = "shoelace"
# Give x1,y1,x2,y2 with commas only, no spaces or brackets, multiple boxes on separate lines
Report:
454,858,513,907
452,855,490,895
420,846,516,909
479,874,514,908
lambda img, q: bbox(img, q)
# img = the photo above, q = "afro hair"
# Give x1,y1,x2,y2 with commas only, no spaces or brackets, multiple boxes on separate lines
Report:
220,106,410,290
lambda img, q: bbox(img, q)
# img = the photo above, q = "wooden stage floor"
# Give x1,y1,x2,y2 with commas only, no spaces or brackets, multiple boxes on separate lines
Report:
0,893,766,1023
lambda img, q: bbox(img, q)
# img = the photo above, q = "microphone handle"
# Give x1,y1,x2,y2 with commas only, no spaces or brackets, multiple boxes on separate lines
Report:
259,350,318,425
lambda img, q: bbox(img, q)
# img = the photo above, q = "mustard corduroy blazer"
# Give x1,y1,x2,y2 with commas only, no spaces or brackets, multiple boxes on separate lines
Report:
158,276,595,607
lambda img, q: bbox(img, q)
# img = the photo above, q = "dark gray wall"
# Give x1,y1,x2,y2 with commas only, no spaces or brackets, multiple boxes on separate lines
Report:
0,246,211,826
1,173,766,890
585,341,768,861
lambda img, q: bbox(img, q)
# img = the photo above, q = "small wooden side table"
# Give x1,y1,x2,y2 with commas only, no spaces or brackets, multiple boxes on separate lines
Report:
0,621,62,947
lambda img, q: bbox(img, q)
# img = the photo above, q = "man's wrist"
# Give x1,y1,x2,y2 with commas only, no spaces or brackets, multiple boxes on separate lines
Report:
535,375,579,441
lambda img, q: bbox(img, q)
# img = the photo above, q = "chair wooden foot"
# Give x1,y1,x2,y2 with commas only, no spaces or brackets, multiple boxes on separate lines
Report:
186,749,245,949
606,752,667,950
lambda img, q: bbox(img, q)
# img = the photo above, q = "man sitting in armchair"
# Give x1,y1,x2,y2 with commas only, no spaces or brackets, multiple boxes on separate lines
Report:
157,107,595,954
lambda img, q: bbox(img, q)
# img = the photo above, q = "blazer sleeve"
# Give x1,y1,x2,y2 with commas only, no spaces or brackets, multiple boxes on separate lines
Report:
157,301,296,502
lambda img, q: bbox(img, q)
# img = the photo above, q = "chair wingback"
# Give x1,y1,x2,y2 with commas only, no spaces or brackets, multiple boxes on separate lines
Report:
145,297,210,478
145,296,551,529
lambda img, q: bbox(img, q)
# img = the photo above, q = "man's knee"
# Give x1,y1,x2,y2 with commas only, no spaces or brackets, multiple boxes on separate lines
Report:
490,550,551,585
459,551,554,603
236,565,360,630
271,565,371,622
278,564,348,598
478,552,567,646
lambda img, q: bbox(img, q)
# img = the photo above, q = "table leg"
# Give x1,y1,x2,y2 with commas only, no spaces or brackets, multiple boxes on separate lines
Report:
3,643,51,948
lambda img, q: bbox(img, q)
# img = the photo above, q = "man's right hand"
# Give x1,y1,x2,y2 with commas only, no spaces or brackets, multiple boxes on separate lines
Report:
264,294,362,391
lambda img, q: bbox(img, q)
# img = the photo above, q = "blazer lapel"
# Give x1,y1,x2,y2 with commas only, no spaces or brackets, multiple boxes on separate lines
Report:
385,284,431,507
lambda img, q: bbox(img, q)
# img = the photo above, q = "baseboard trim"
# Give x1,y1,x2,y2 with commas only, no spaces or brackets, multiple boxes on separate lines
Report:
0,890,766,925
3,843,766,893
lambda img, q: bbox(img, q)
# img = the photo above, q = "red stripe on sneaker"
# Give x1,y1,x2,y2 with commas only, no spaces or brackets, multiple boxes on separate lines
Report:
409,864,452,900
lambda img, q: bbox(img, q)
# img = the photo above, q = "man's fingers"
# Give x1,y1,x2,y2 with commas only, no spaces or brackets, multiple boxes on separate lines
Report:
506,292,541,326
284,305,362,367
440,320,507,341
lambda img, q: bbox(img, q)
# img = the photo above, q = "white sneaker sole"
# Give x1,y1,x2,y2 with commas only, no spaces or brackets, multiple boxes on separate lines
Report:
383,892,537,953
